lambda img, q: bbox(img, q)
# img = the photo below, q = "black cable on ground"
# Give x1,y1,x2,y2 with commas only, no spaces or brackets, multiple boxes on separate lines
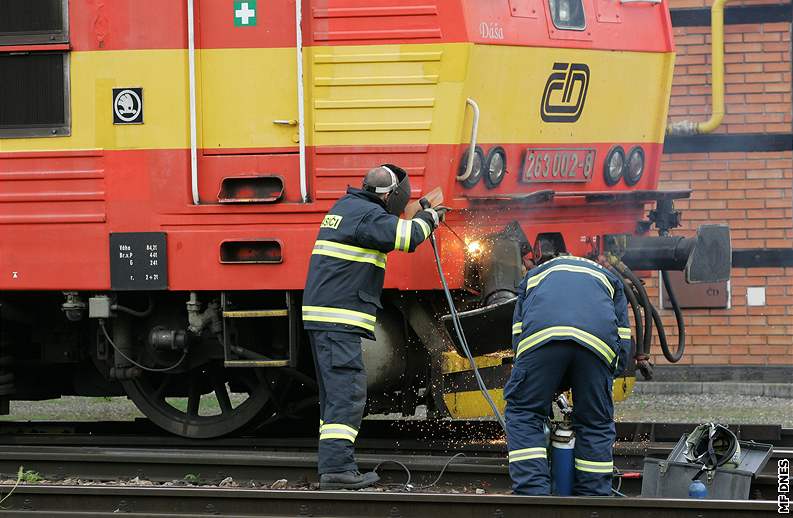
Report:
374,453,468,492
659,270,686,363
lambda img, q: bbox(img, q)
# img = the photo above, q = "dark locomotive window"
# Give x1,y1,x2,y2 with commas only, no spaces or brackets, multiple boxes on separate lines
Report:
0,0,70,137
549,0,586,30
0,0,68,45
0,53,68,134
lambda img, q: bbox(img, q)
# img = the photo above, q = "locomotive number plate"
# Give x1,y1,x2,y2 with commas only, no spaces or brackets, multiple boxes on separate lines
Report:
521,148,596,183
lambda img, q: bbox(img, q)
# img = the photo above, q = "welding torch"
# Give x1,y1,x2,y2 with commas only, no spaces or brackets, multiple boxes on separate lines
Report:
419,198,506,430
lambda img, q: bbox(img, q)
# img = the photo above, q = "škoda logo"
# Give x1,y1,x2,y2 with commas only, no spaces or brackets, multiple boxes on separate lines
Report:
541,63,590,123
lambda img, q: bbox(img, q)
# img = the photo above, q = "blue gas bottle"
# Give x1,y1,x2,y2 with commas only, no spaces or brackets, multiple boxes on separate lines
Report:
688,480,708,499
551,425,575,496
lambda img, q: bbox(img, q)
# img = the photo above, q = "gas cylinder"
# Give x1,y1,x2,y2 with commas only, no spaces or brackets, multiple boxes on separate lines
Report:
551,423,575,496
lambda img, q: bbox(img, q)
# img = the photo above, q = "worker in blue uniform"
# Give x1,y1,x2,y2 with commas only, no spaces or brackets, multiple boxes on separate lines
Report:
303,164,442,490
504,246,632,496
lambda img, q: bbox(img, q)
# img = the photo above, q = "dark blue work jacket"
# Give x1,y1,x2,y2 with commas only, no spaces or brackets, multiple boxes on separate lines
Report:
302,187,433,338
511,256,632,376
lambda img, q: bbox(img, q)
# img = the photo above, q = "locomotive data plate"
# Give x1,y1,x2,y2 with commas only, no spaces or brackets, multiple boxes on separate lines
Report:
521,147,596,183
110,232,168,291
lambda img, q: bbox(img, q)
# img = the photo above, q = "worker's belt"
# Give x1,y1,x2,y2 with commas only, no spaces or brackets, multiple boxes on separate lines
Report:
516,326,616,364
319,423,359,443
526,264,615,298
312,240,387,269
574,457,613,473
618,327,632,340
508,447,547,463
301,306,376,332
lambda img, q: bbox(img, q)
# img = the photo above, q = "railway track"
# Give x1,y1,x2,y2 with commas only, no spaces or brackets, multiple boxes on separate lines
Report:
0,485,778,517
0,420,786,500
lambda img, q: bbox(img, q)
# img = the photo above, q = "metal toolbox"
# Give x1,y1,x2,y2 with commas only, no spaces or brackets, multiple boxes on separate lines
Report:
641,435,773,500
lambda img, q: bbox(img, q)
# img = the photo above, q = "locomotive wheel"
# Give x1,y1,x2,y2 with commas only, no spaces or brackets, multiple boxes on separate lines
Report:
121,361,275,438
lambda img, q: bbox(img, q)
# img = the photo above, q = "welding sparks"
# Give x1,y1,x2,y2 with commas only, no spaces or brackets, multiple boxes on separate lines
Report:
466,240,485,257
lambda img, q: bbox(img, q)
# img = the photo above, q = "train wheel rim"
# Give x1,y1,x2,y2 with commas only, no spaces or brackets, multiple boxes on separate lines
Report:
121,361,275,438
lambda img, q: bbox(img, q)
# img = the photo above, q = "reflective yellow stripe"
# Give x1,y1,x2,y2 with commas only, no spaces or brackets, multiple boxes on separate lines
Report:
516,326,616,363
512,322,522,335
301,306,376,332
508,447,546,463
394,219,413,252
319,423,359,443
312,240,387,269
527,264,614,298
575,458,613,473
618,327,632,339
402,219,412,251
415,218,431,240
394,220,403,251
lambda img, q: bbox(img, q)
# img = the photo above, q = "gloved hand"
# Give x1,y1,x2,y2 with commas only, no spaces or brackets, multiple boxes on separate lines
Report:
422,208,440,228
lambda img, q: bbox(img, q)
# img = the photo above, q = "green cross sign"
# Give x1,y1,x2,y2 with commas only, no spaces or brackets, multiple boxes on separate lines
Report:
234,1,257,27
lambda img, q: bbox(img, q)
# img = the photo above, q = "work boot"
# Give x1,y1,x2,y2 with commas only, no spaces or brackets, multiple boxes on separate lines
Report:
319,470,380,490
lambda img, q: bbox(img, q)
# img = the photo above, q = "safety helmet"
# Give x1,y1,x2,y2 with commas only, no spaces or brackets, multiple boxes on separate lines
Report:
684,423,741,471
362,164,411,216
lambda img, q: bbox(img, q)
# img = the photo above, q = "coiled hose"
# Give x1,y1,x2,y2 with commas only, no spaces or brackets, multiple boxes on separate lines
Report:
608,260,686,378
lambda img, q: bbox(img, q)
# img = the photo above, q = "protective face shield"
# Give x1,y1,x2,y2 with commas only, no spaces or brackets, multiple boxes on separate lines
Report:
363,164,411,216
684,423,741,470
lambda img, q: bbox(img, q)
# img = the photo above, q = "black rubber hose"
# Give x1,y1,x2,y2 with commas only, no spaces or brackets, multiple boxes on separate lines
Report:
420,200,505,431
609,266,643,356
623,281,643,357
614,264,653,357
659,271,686,362
112,297,154,318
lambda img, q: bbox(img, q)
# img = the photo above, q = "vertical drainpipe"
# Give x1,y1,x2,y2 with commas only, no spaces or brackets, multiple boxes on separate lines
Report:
666,0,728,136
296,0,308,202
187,0,200,204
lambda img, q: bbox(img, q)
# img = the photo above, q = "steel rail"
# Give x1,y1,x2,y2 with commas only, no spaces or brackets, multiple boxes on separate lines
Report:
0,486,778,517
0,444,780,498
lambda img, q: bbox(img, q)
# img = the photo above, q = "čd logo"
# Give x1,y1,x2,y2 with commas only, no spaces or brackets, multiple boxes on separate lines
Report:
541,63,590,123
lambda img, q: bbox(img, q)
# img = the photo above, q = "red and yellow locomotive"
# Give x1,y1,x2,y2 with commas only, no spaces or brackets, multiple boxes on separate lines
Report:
0,0,729,437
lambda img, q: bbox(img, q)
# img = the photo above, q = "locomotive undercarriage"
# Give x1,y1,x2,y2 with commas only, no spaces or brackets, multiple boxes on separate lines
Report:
0,290,437,438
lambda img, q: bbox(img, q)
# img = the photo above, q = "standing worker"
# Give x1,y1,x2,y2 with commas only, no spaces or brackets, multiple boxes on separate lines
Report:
302,165,442,490
504,245,632,496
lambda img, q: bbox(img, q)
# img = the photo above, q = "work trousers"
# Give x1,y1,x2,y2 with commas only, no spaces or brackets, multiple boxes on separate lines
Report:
504,339,615,496
309,330,367,475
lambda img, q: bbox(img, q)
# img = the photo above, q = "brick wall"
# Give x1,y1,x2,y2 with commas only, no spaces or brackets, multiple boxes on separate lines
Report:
649,2,793,369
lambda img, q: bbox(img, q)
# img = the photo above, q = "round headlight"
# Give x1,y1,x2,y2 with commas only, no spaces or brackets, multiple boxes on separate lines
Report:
625,146,645,186
458,146,485,188
603,146,625,186
484,146,507,189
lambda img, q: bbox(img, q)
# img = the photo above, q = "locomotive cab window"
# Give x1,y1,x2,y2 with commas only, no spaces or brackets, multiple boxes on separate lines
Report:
549,0,586,30
0,0,70,138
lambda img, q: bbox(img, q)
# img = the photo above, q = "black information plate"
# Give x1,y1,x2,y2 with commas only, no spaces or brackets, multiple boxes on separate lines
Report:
110,232,168,291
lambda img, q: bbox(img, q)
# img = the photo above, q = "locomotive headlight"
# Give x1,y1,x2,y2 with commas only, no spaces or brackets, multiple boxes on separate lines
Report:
484,146,507,189
603,146,625,186
458,146,485,188
625,146,645,186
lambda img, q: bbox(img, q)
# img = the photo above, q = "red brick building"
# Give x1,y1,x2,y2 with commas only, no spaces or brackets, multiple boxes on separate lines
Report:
648,0,792,379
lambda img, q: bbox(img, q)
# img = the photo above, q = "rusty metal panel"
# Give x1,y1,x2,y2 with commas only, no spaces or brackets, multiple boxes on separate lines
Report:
660,270,729,309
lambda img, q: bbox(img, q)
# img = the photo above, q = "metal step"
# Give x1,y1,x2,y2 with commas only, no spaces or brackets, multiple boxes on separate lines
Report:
222,309,288,318
224,359,290,368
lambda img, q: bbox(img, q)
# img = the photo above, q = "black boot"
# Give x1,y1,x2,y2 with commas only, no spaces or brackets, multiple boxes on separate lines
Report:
319,470,379,490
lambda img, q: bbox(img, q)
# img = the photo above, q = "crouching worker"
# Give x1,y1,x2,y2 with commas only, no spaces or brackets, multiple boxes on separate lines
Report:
302,165,442,490
504,246,632,496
